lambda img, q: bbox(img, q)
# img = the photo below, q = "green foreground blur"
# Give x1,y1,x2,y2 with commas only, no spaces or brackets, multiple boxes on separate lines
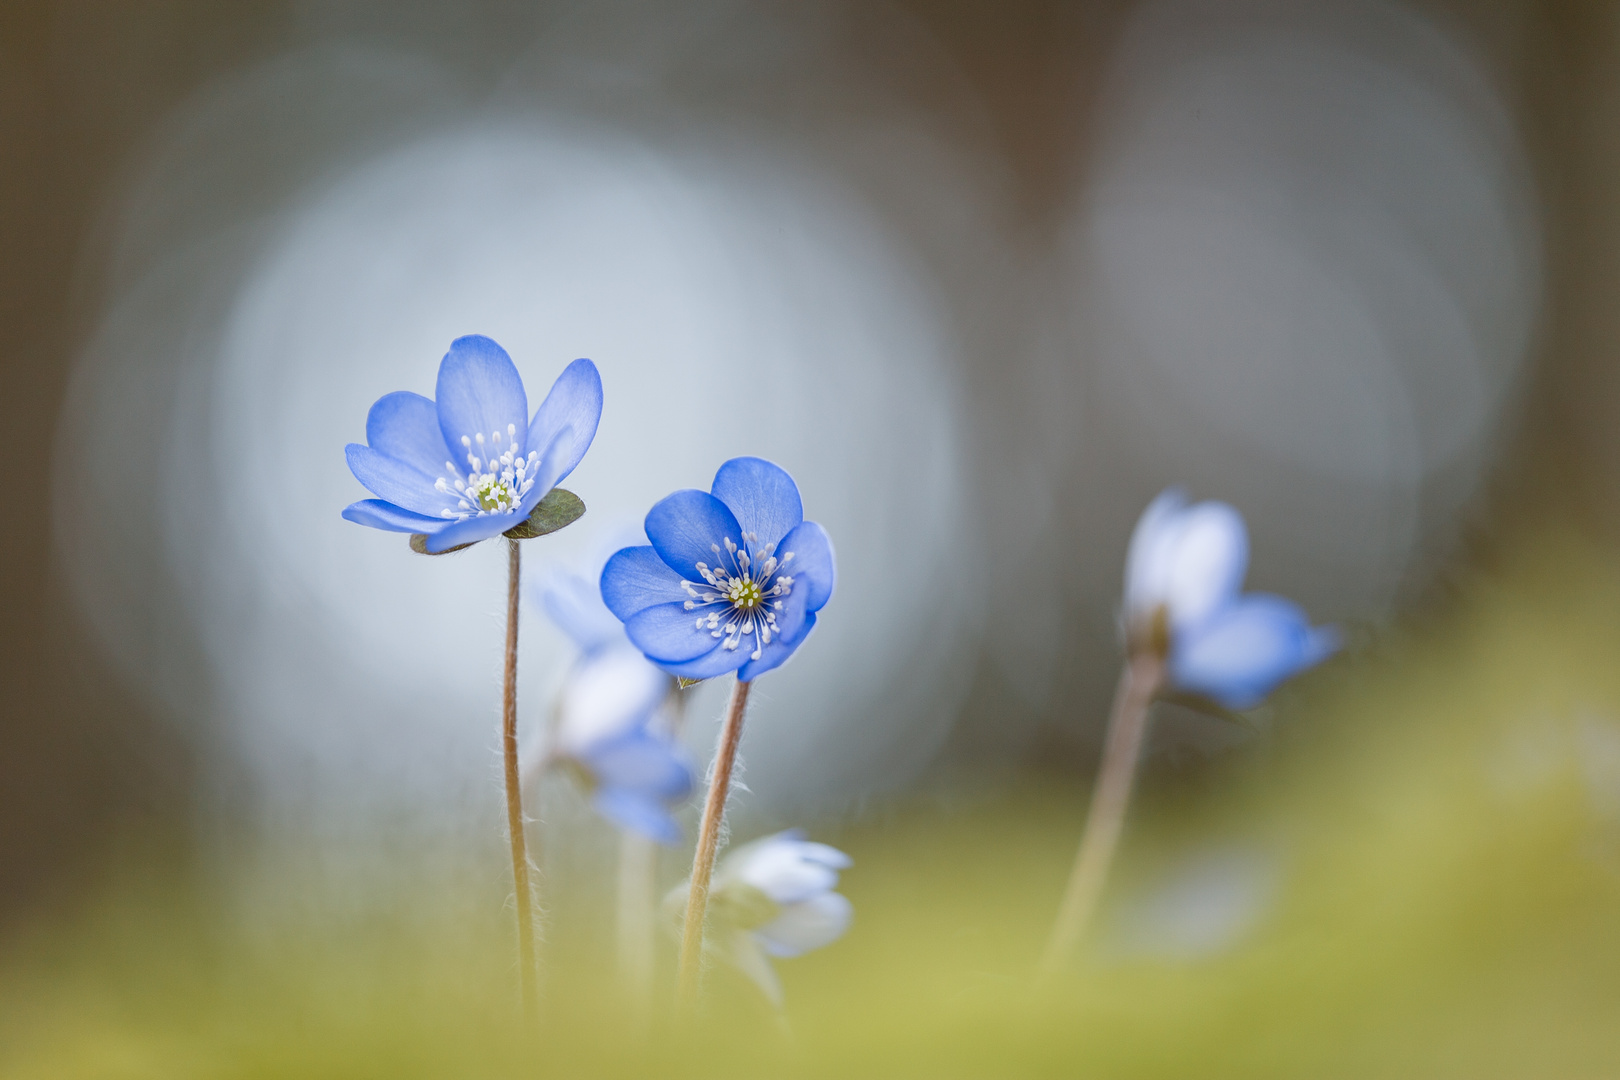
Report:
4,530,1620,1079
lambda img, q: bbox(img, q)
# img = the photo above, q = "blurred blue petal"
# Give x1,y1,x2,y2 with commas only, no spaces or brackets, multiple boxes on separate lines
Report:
755,891,853,958
591,787,682,846
1171,593,1336,709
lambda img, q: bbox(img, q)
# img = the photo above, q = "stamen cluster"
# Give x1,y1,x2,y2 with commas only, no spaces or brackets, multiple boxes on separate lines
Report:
433,423,539,520
682,532,796,661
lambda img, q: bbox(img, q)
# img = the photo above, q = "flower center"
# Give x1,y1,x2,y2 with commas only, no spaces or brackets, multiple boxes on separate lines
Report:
432,424,540,521
681,532,796,661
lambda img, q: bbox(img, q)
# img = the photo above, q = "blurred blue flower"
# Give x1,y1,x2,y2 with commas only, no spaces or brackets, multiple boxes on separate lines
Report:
342,335,602,553
532,555,693,845
698,830,853,1007
600,457,835,682
1124,488,1338,709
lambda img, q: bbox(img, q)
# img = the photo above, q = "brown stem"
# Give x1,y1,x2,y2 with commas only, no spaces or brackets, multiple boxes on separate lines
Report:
677,676,752,1007
1039,651,1164,972
503,539,538,1009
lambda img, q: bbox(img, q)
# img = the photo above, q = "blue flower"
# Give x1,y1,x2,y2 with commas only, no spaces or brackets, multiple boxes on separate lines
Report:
600,457,835,682
697,830,853,1007
532,556,694,845
342,335,602,553
1124,489,1339,710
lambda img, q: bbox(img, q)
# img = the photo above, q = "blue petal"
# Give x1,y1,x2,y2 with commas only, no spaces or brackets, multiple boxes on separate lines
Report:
434,335,528,459
526,358,603,487
538,569,624,653
583,729,694,802
341,499,451,534
601,546,689,621
658,642,748,681
591,787,683,846
737,611,815,682
421,511,519,553
776,520,835,613
710,457,803,549
625,601,728,663
1170,594,1336,709
644,490,744,583
769,580,811,646
366,391,452,478
346,444,456,517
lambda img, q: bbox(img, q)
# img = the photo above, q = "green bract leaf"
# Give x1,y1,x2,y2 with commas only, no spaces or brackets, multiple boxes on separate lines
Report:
504,487,586,540
407,488,586,555
408,534,474,556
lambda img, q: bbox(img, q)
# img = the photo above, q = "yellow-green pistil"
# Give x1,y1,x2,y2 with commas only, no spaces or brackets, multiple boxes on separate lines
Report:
682,532,797,661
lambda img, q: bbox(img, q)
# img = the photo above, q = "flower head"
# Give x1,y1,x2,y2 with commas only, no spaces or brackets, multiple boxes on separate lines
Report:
1124,488,1338,709
673,830,853,1007
531,554,694,845
342,335,602,553
601,457,835,682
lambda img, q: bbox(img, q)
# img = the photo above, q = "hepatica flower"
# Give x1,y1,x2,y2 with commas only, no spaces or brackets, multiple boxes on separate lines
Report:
342,335,602,553
685,831,853,1007
1124,488,1339,710
533,560,693,845
600,457,835,682
1042,487,1337,971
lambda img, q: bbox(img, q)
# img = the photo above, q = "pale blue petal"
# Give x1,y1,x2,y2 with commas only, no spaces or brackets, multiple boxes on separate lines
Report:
710,457,803,549
1124,488,1188,618
737,612,815,682
526,358,602,486
731,835,844,903
592,787,682,846
434,335,528,458
365,391,452,478
644,490,744,583
776,520,835,613
583,729,693,802
346,444,456,517
626,601,727,664
341,499,451,534
601,546,689,620
539,569,623,653
1162,501,1248,634
1171,594,1335,709
556,648,669,749
755,892,852,958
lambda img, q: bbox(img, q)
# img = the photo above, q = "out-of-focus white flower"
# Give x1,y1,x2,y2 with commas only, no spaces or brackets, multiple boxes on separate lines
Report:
1123,488,1338,709
668,830,852,1007
528,553,693,844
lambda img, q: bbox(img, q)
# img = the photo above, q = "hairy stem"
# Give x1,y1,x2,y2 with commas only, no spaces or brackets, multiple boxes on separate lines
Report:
677,676,752,1007
503,539,538,1009
1039,652,1164,972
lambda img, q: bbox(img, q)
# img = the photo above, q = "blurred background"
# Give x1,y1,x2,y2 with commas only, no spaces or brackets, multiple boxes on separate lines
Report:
4,0,1620,1074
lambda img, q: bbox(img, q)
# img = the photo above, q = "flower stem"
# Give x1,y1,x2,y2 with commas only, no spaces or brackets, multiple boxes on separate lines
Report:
1039,651,1164,972
677,676,752,1007
503,538,538,1010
